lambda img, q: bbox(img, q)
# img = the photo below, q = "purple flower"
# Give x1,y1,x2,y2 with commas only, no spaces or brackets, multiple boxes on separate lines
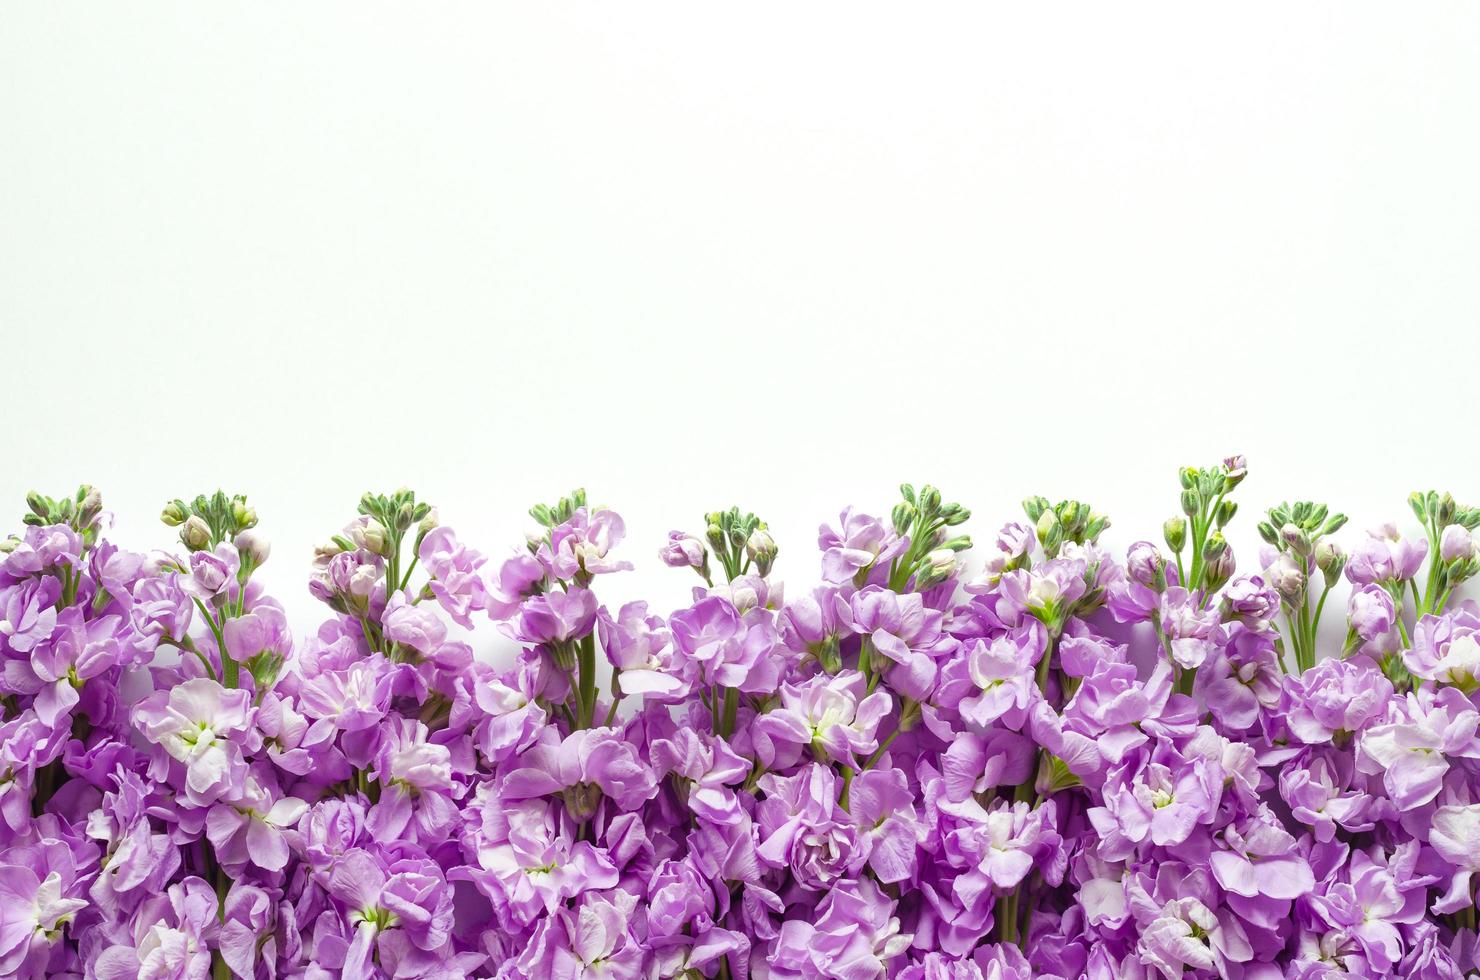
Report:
1346,523,1428,585
417,526,489,627
382,589,448,655
755,764,865,889
753,670,891,767
508,587,598,646
539,507,634,581
818,507,907,584
958,626,1042,729
1359,688,1480,810
183,542,240,599
596,601,683,698
132,677,254,805
1283,655,1394,743
1208,807,1315,900
501,727,658,814
767,876,912,979
0,862,89,975
658,530,707,571
205,776,309,871
1406,607,1480,691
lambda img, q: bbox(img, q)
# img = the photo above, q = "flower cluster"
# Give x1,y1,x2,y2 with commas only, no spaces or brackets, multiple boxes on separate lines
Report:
1,463,1479,979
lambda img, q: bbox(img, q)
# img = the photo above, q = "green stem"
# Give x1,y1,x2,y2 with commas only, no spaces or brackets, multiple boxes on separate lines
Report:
997,890,1019,945
577,635,596,728
719,687,739,739
862,728,901,771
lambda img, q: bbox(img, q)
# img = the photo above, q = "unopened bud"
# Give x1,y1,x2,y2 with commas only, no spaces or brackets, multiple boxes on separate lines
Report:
419,508,440,536
1180,490,1199,517
160,501,188,527
1163,516,1187,552
233,501,258,530
1280,523,1312,557
746,528,778,575
892,501,916,534
25,491,48,519
1269,554,1306,603
915,548,958,589
180,516,211,552
1222,455,1248,489
1201,531,1228,564
363,519,389,556
78,488,103,526
234,529,271,565
1442,524,1475,563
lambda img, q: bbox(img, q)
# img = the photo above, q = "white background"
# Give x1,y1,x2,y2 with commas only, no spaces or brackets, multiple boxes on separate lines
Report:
3,4,1480,649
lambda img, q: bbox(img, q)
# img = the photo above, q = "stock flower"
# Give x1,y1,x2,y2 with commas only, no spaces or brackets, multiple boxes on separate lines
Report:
753,670,891,767
10,472,1480,977
818,508,906,584
133,677,254,805
596,601,683,697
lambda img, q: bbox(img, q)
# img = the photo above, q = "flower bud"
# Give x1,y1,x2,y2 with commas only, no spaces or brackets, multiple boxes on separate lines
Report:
746,528,777,575
233,501,258,530
0,536,19,554
1269,553,1305,603
705,522,726,551
419,508,440,536
1127,541,1165,588
1280,523,1312,557
1022,496,1049,522
1314,538,1345,586
1180,490,1199,517
78,488,104,527
1201,531,1228,564
1441,524,1475,563
25,491,48,520
1222,455,1248,488
363,519,389,556
1163,517,1187,552
234,529,271,566
892,501,916,534
915,548,958,589
180,516,211,552
160,501,188,527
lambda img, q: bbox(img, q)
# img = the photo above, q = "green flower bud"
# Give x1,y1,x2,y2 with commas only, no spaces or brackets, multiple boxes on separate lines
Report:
1035,510,1059,547
1164,517,1187,552
25,491,49,520
1408,492,1428,523
746,528,778,576
1180,490,1199,517
1201,531,1228,563
233,501,258,530
363,519,389,556
892,501,915,534
705,523,726,550
1022,496,1049,522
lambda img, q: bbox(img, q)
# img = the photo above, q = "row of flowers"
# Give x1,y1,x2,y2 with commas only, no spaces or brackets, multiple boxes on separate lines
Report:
1,458,1478,978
